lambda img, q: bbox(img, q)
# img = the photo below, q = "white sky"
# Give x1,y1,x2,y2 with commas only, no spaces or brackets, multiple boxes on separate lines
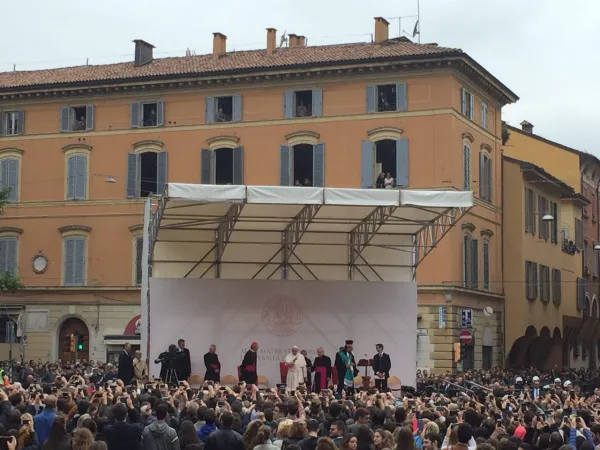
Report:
1,0,598,153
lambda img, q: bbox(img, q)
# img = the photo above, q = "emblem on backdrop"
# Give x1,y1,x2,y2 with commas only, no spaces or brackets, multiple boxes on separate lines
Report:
262,294,304,336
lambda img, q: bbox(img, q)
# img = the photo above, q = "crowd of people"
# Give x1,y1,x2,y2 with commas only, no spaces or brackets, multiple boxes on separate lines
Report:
1,354,600,450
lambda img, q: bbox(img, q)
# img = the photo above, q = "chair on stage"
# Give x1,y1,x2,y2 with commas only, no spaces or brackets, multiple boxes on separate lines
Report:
257,375,269,390
279,362,289,384
188,374,204,389
388,375,402,392
221,374,238,386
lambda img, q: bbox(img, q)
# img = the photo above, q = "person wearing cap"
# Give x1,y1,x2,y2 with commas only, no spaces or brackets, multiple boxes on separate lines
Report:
334,340,358,395
241,342,259,385
284,346,307,391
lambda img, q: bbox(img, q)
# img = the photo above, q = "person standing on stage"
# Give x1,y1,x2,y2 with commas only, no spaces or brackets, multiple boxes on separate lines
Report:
373,343,391,391
241,342,258,385
204,344,221,383
301,349,312,390
117,342,134,385
334,340,358,395
285,346,307,390
312,347,332,393
177,339,192,381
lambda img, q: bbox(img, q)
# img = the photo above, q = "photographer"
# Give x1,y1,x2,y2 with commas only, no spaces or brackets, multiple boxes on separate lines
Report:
155,345,183,383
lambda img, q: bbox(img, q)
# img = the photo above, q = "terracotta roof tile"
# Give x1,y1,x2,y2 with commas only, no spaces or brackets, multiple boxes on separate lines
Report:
0,39,462,90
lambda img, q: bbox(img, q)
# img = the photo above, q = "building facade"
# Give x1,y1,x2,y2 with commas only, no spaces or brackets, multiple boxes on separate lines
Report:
503,156,586,368
0,18,517,371
503,122,600,368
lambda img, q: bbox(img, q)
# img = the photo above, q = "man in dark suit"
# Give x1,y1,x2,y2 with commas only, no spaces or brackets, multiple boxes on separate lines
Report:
117,343,134,386
177,338,191,381
105,402,143,450
373,343,391,391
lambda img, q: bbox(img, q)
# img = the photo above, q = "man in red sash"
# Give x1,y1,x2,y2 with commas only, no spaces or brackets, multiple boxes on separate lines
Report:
311,347,332,394
204,344,221,383
241,342,258,385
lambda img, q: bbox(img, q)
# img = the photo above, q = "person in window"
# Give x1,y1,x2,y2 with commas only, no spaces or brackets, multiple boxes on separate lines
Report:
146,109,157,127
378,92,388,112
75,116,86,131
296,100,308,117
384,173,394,189
376,172,385,189
295,180,302,186
216,106,229,122
303,178,312,187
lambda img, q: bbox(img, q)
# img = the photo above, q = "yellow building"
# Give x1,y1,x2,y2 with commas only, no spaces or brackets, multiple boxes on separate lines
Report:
503,155,587,368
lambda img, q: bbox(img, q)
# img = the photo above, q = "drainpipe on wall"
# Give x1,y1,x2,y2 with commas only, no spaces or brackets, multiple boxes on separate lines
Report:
500,147,506,366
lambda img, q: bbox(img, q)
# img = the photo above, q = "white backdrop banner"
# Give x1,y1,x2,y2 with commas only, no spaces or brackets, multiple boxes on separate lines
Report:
149,279,417,386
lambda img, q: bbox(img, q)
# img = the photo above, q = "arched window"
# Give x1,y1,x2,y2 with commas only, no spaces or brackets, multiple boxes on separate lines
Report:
127,141,168,197
479,145,492,202
280,131,325,187
59,225,91,286
63,144,91,200
201,136,244,185
0,148,23,202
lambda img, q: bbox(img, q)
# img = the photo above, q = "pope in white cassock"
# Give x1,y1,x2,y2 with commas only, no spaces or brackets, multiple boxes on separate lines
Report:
285,346,307,390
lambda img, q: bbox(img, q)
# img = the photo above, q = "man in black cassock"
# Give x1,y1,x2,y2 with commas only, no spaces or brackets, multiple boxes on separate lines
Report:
176,339,191,381
334,340,358,396
204,344,221,383
117,343,133,385
373,343,391,392
240,341,258,385
311,347,332,393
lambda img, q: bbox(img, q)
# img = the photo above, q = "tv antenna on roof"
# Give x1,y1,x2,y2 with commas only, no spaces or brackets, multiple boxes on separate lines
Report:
387,0,421,42
279,31,288,48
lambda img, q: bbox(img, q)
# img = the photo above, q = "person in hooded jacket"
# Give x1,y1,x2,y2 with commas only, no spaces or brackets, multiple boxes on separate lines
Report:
141,403,180,450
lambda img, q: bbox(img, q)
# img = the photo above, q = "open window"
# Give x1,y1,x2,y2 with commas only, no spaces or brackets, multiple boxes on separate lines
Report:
60,105,95,132
1,111,24,136
200,147,244,185
280,143,325,187
205,95,242,124
126,151,168,197
130,100,165,128
461,88,474,120
366,83,407,113
360,139,409,189
284,89,323,118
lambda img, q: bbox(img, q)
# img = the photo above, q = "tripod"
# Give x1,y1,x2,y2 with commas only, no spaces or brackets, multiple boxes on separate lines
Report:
164,367,179,385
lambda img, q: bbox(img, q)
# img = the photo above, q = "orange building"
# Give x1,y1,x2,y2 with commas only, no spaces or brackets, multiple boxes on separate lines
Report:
0,18,516,370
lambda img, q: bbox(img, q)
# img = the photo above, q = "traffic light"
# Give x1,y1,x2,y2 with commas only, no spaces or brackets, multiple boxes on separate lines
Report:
460,342,467,361
69,334,76,353
77,334,84,351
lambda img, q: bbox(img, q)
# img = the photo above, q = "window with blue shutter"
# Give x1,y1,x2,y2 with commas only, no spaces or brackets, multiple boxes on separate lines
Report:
280,145,292,186
366,83,407,113
64,237,86,286
2,111,24,136
479,153,492,202
205,97,216,124
483,240,490,290
395,139,409,187
283,90,321,118
156,151,168,194
137,101,163,127
232,95,243,122
0,158,19,202
135,237,143,285
61,105,94,132
312,143,325,187
0,237,17,276
207,96,240,123
361,141,375,188
126,153,139,197
463,145,471,191
201,149,213,184
67,154,87,200
461,88,474,120
232,147,244,185
130,102,141,128
481,103,488,129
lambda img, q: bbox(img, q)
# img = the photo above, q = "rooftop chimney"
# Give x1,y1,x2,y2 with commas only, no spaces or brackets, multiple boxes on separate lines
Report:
374,17,390,43
212,33,227,58
266,28,277,55
288,34,306,48
520,120,534,134
133,40,155,66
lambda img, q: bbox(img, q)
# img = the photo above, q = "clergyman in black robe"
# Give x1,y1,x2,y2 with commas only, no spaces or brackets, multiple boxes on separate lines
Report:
204,345,221,382
240,342,258,385
312,347,332,393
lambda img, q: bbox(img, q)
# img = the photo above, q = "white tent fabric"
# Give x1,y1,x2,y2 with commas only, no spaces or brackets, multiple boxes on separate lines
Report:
147,184,472,283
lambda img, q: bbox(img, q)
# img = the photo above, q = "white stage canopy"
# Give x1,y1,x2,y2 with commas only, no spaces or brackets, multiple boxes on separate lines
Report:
146,184,472,282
